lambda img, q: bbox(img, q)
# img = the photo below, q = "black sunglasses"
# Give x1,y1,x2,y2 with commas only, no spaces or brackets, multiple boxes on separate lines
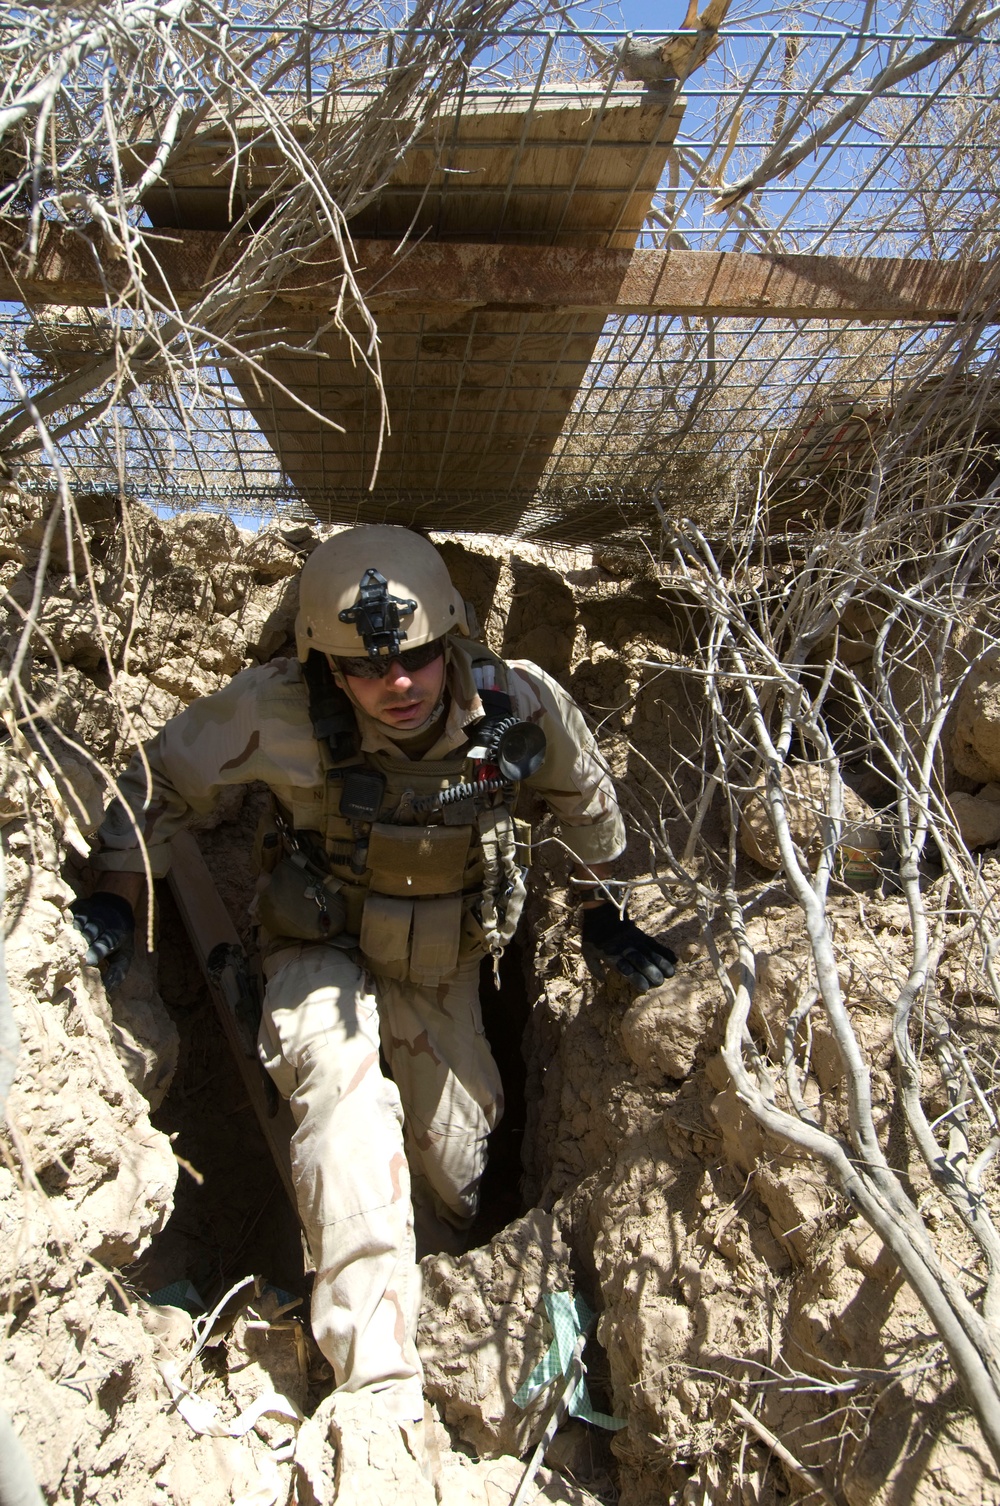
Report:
335,638,445,680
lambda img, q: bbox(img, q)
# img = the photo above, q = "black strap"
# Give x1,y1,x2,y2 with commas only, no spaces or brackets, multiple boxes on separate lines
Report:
301,651,360,764
479,686,514,719
461,678,516,763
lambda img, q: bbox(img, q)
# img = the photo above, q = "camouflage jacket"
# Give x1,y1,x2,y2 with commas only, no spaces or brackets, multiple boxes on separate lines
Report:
95,645,626,880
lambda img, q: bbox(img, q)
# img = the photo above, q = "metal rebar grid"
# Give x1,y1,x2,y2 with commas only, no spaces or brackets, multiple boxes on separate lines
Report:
1,5,998,546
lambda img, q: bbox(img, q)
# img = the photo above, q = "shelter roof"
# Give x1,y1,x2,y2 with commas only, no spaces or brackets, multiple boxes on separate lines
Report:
2,15,996,547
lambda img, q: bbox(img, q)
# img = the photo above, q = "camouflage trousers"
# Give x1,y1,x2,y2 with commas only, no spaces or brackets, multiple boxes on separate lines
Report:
258,942,503,1423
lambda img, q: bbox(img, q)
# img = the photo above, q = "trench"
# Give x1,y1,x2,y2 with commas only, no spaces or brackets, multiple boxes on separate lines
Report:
132,881,306,1310
471,943,532,1244
132,881,535,1318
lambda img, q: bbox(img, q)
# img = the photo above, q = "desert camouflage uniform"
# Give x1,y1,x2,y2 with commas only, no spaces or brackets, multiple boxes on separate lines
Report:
95,644,625,1422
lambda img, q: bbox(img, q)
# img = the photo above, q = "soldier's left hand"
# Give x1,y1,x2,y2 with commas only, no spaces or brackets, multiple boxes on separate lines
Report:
69,891,135,993
581,901,677,992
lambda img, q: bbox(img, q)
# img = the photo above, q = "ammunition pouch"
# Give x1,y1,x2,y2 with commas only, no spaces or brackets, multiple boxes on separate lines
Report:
255,855,349,944
365,822,473,897
359,892,467,984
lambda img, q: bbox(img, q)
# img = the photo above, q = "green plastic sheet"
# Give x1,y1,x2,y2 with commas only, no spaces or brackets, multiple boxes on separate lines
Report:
514,1290,625,1431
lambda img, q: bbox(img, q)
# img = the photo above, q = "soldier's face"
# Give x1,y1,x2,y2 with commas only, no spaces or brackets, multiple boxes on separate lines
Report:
338,652,446,730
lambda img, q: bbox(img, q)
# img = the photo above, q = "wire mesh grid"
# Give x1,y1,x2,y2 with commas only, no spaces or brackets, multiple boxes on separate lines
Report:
3,6,998,545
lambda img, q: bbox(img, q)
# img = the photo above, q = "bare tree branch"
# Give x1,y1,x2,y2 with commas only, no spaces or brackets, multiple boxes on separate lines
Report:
713,0,1000,211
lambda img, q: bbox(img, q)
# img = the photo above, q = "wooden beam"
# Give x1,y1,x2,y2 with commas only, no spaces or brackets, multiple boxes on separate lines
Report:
0,218,987,321
352,240,987,322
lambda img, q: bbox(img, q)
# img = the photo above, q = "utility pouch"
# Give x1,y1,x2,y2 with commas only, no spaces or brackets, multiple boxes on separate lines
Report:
255,855,348,942
365,822,472,897
513,817,532,869
410,895,462,983
359,893,412,980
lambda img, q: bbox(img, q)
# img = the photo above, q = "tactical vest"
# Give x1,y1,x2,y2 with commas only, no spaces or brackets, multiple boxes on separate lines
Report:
254,639,529,986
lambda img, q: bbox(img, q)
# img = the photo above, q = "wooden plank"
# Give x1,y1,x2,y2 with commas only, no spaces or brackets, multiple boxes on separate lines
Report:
125,92,684,247
342,95,685,251
230,304,607,499
167,830,298,1216
0,219,984,321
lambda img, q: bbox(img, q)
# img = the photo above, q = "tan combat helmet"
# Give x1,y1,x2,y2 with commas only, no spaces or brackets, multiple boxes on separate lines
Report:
295,525,469,662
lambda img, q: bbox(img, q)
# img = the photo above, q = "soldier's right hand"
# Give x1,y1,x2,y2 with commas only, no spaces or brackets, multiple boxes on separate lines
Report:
69,892,135,992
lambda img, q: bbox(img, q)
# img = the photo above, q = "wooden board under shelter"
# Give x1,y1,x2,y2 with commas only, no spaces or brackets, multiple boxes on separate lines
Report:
129,88,684,524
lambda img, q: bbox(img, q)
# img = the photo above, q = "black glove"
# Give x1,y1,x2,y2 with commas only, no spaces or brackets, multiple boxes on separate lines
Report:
581,902,677,992
69,892,135,992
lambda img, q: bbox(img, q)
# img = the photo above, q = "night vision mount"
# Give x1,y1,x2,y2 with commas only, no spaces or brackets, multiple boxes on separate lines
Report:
338,568,417,659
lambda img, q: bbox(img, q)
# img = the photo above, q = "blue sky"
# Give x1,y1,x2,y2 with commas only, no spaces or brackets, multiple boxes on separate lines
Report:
606,2,678,25
572,2,699,30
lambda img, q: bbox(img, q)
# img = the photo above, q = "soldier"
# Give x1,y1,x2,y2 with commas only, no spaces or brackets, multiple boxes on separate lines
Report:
69,526,677,1435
